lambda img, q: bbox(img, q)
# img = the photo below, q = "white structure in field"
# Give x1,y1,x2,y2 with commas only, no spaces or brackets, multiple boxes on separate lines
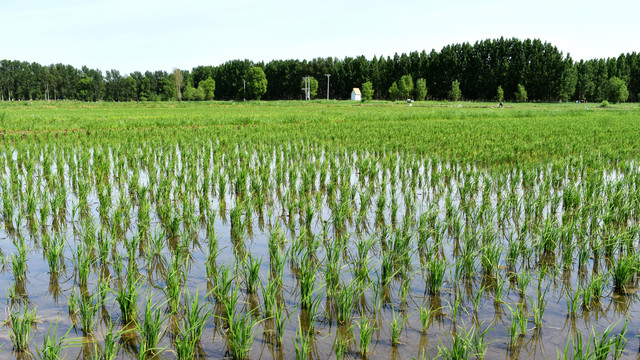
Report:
351,88,361,101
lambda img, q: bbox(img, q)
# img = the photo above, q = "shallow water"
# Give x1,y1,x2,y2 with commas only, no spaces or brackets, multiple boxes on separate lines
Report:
0,144,639,359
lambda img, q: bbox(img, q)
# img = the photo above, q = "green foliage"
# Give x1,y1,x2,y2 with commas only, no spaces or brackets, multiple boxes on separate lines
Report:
600,100,610,108
125,76,137,101
4,38,640,102
559,58,577,102
193,86,205,101
388,81,401,101
36,320,70,360
182,84,196,101
398,74,414,99
139,77,151,101
199,77,216,100
76,75,93,101
361,81,374,101
300,76,318,99
449,80,461,101
246,67,267,100
605,76,629,103
497,85,504,102
415,78,427,101
158,78,176,101
515,83,528,102
9,306,37,351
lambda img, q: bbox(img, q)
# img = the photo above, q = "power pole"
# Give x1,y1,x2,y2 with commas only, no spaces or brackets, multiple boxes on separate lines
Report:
302,76,311,100
242,79,246,101
325,74,331,100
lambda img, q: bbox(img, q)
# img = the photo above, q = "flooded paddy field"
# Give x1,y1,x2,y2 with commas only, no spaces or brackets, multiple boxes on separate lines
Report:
1,101,640,359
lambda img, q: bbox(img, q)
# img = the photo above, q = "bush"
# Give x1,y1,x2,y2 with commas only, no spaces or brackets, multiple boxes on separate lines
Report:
600,100,610,108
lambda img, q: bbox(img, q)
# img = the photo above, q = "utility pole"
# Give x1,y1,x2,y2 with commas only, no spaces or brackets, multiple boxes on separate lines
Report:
302,76,311,100
242,79,246,101
325,74,331,100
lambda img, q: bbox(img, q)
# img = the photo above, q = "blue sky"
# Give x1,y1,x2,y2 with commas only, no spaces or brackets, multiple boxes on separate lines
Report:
1,0,638,74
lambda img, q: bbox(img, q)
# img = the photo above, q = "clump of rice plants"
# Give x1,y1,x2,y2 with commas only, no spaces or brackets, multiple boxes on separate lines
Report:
8,306,37,351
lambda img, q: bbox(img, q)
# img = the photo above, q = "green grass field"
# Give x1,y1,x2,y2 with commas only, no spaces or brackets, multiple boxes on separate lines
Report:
1,100,638,167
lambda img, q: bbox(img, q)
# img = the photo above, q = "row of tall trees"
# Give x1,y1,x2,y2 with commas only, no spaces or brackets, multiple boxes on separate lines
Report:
1,38,638,102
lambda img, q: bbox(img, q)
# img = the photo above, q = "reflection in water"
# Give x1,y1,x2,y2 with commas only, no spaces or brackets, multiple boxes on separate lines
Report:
0,144,639,359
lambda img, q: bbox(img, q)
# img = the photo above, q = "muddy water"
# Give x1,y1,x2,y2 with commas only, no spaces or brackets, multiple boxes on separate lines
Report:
0,151,638,359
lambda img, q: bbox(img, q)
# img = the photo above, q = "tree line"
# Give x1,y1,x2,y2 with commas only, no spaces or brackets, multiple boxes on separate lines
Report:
1,38,638,102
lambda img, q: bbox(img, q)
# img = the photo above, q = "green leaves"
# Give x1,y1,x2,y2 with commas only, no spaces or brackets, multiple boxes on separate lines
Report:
246,67,267,100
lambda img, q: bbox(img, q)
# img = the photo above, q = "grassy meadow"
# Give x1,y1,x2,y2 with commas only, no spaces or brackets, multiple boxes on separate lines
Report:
0,100,639,359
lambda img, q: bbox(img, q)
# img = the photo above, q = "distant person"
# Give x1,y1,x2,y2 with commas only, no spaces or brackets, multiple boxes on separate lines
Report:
499,101,504,108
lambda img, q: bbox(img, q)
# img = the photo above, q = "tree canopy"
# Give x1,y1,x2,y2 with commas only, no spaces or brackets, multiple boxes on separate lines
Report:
605,76,629,103
300,76,319,99
361,81,374,101
1,38,639,102
246,67,267,100
200,77,216,100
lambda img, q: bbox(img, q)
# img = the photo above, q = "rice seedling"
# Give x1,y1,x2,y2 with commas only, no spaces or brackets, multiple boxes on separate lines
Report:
227,310,261,360
335,281,357,324
437,325,474,360
294,318,312,360
261,278,279,319
565,286,581,318
517,271,531,294
174,328,198,360
611,255,635,293
242,253,261,294
531,286,548,329
298,259,317,309
427,258,447,294
557,331,588,360
273,302,288,346
11,251,28,282
419,304,435,333
470,323,493,359
94,321,123,360
223,287,241,329
305,291,323,332
212,263,234,304
8,306,37,351
78,293,101,335
357,316,375,356
35,319,71,360
390,309,407,346
46,234,65,275
183,289,211,344
68,289,79,316
165,261,184,312
493,275,508,304
115,272,142,325
334,326,351,360
138,297,167,358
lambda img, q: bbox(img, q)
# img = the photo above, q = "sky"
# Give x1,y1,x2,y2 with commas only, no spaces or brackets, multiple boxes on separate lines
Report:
1,0,639,74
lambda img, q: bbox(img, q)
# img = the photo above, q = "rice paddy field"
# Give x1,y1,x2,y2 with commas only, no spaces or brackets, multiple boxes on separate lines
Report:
1,100,640,359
